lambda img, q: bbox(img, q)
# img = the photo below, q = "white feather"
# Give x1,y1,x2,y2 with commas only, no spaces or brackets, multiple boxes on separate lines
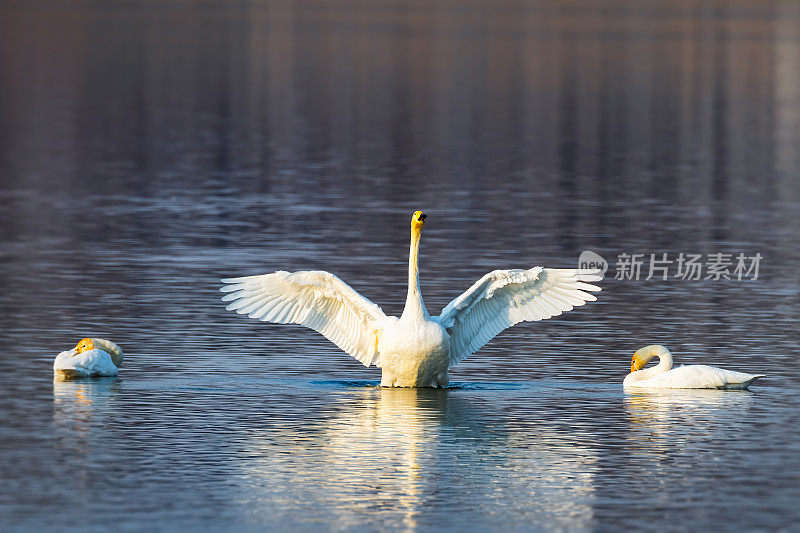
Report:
220,212,603,386
220,270,388,367
623,345,763,390
53,348,119,378
437,268,602,366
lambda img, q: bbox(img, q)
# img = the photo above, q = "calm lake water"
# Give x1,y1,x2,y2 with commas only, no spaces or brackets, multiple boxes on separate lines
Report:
2,1,800,531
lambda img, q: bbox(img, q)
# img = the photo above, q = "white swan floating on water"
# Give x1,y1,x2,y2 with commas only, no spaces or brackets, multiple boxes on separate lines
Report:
53,338,123,379
623,345,763,390
220,211,602,387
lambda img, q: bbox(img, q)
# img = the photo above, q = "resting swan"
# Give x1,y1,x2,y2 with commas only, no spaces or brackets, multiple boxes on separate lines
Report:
220,211,602,387
53,338,123,378
623,345,763,390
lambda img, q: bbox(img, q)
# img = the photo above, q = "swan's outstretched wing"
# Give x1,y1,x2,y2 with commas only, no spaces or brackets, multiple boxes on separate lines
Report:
435,268,602,366
220,271,388,366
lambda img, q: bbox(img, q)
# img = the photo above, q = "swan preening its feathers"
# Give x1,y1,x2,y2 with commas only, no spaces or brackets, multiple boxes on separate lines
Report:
220,210,603,387
53,338,124,379
624,345,763,390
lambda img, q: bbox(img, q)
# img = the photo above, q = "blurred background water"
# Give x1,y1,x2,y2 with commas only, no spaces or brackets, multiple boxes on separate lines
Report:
1,0,799,531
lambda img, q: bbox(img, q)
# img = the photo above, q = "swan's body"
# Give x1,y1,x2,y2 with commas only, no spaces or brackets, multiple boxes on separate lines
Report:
220,211,602,387
377,315,450,387
53,338,123,379
623,345,763,390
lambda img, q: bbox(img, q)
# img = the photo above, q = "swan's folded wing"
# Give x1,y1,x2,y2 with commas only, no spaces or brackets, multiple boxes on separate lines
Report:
220,270,388,366
654,365,764,389
436,268,602,366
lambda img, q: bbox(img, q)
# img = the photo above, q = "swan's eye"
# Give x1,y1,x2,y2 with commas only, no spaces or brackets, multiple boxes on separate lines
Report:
75,338,93,353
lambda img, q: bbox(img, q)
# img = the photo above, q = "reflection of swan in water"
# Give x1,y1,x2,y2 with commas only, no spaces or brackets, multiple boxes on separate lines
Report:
53,378,120,455
621,389,758,509
236,384,598,529
624,389,755,457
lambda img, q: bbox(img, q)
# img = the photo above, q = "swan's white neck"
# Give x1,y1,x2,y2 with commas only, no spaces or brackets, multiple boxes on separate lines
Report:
401,224,428,321
630,349,673,381
93,338,124,367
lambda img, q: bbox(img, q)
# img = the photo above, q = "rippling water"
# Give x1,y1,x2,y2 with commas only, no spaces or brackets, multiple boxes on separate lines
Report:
2,1,800,531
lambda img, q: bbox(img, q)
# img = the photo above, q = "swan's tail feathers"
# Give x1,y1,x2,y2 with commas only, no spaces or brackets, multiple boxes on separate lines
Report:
741,375,765,389
720,374,765,390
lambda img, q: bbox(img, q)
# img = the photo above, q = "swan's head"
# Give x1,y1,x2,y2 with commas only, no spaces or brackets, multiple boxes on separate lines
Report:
75,338,95,354
74,337,124,367
411,210,427,231
631,344,671,372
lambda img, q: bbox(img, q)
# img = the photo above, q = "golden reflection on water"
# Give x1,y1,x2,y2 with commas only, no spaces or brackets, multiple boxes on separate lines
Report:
240,387,437,530
327,388,427,531
240,386,599,530
52,377,120,457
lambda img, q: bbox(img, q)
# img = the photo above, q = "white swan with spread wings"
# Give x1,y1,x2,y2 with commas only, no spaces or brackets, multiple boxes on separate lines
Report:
220,211,602,387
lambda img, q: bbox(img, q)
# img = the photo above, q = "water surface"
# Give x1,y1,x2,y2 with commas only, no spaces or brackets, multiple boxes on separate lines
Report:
1,1,799,531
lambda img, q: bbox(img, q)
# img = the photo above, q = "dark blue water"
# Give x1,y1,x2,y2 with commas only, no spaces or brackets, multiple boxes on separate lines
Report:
1,1,799,530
